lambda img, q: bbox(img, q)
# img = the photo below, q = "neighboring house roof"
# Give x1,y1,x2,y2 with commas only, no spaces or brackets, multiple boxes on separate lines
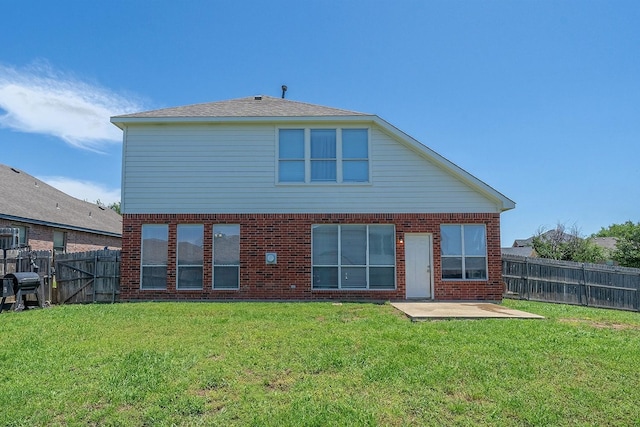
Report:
502,246,537,257
513,229,579,247
0,164,122,237
111,95,515,212
513,238,533,247
592,237,618,251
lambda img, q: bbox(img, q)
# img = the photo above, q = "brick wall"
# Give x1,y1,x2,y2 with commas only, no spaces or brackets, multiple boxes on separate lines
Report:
0,220,121,252
121,213,503,302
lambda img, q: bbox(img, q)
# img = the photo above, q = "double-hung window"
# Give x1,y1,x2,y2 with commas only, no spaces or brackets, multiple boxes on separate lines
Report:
213,224,240,289
278,129,305,182
278,128,369,183
312,224,395,290
141,224,168,290
177,224,204,290
441,224,487,280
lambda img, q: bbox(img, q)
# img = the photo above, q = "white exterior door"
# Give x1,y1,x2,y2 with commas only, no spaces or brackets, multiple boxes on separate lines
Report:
405,233,433,299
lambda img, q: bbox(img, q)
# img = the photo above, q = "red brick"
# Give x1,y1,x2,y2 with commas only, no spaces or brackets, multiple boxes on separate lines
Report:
120,213,503,301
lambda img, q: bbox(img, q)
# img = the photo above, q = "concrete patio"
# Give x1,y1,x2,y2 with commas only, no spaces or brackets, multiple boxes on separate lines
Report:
391,302,545,321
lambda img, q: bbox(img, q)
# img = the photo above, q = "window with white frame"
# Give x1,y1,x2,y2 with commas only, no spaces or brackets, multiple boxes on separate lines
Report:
53,230,67,254
312,224,395,290
278,128,369,183
177,224,204,290
141,224,168,290
440,224,487,280
213,224,240,289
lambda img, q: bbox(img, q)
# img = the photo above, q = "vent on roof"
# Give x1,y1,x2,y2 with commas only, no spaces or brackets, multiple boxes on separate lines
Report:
254,95,262,101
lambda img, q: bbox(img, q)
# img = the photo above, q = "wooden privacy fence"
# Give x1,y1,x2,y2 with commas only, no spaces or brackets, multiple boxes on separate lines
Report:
55,250,120,304
1,249,53,303
503,255,640,312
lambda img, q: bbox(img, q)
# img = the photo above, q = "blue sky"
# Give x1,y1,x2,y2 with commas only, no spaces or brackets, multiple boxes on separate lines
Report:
1,0,638,246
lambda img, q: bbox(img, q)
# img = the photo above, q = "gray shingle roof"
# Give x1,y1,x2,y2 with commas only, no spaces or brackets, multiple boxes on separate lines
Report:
0,164,122,236
112,95,370,119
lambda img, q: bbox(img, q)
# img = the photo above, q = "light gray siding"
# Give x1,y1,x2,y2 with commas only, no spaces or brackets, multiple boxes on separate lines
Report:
122,123,502,214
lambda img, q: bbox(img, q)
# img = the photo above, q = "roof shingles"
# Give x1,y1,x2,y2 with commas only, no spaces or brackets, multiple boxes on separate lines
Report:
0,164,122,236
112,95,370,119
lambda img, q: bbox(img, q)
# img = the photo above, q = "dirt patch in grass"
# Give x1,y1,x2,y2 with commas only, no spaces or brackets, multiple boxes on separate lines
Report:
559,318,640,330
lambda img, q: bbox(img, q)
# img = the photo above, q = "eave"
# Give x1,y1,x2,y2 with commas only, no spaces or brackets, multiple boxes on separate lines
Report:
0,214,122,238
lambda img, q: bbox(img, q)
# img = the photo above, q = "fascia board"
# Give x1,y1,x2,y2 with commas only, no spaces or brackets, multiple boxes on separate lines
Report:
372,116,516,212
110,115,377,129
0,214,122,238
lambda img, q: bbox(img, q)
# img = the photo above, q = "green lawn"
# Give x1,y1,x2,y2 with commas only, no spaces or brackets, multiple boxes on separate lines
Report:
1,300,639,426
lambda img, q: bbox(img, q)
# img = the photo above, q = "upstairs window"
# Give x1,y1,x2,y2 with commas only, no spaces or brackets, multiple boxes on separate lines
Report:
278,129,305,182
342,129,369,182
310,129,337,182
278,128,369,184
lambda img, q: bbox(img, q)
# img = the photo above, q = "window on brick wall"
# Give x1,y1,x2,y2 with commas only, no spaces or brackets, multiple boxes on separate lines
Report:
278,128,369,184
440,224,487,280
141,224,168,290
312,224,395,290
177,224,204,290
7,225,28,248
213,224,240,289
53,230,66,254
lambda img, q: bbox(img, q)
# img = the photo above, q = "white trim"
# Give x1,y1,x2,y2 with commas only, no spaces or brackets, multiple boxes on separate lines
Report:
276,126,371,185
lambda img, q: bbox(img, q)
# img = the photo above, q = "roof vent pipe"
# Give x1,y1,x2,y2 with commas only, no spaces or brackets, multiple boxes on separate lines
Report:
281,85,287,99
254,95,262,100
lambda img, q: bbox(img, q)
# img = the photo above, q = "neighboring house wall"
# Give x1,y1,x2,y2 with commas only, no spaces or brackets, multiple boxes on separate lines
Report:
0,220,121,253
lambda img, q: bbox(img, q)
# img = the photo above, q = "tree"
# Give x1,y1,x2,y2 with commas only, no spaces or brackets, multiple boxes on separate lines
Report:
95,199,121,215
595,221,640,268
108,201,121,215
532,223,606,263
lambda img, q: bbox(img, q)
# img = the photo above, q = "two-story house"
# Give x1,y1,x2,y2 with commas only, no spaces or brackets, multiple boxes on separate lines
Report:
111,95,514,301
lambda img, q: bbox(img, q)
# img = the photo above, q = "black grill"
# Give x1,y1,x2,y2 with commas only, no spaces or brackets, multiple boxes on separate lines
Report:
1,272,42,313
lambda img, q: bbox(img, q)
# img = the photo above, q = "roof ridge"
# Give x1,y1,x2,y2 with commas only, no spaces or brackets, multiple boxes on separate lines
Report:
112,95,371,119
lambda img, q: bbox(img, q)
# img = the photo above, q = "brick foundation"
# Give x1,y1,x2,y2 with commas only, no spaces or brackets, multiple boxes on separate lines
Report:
120,213,503,301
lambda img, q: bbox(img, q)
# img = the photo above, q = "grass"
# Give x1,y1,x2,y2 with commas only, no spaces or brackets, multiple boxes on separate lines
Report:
1,300,639,426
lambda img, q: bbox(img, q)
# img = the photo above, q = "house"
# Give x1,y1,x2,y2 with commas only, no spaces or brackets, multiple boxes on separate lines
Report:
0,164,122,254
501,246,536,257
110,95,515,301
512,229,580,248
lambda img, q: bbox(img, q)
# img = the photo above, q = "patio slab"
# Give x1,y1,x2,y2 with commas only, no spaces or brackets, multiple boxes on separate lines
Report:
391,302,545,321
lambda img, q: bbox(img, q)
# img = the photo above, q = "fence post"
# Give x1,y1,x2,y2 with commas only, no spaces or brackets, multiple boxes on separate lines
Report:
581,263,588,307
525,258,530,301
93,252,98,303
636,274,640,312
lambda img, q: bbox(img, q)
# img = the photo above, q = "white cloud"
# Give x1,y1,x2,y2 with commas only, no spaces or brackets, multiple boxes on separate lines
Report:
0,62,143,151
39,176,120,206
